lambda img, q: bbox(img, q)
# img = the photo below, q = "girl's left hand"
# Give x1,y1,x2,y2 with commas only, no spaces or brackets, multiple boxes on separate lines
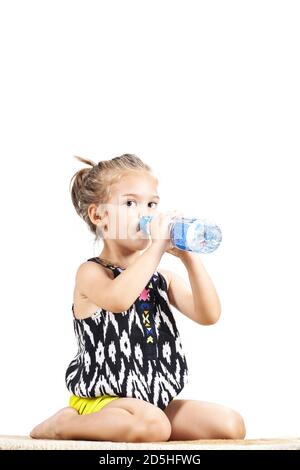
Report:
166,245,185,258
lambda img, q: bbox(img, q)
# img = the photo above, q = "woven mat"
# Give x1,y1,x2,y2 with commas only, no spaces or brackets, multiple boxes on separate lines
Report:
1,436,300,450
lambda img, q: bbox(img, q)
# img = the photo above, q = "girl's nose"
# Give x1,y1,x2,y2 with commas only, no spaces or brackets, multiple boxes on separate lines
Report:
138,209,152,219
138,203,156,219
138,208,149,218
138,213,146,221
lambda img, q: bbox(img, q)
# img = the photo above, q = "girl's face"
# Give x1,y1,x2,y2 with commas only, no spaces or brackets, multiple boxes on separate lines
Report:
100,171,159,248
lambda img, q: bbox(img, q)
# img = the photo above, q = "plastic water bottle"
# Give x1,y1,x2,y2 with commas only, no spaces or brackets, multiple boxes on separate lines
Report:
138,215,222,254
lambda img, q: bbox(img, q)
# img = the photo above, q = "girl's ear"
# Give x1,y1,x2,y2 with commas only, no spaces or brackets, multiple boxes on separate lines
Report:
88,203,108,230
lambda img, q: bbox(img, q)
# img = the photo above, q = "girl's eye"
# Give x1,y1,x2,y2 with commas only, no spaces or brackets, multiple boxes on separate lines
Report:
125,200,158,208
126,200,137,207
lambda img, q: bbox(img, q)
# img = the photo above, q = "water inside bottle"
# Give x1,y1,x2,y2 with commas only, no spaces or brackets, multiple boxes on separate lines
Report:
138,215,222,254
171,217,222,253
186,219,222,253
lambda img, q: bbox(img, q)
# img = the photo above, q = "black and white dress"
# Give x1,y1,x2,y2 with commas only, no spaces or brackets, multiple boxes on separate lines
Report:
65,257,189,410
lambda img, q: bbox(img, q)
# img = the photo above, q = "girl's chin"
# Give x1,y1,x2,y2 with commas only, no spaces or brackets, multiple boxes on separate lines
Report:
134,229,149,239
132,233,151,245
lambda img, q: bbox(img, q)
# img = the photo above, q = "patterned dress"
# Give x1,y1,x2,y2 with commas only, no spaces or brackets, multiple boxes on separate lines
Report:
65,257,189,410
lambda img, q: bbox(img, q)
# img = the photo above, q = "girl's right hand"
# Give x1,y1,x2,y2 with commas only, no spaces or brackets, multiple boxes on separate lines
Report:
148,210,180,252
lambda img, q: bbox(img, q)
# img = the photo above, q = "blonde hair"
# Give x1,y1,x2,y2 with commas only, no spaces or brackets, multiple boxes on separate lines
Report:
69,153,154,240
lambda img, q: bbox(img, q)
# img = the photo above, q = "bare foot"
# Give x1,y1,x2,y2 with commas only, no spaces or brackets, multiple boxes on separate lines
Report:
30,407,78,440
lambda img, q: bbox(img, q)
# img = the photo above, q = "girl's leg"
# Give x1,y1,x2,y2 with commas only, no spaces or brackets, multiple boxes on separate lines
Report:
30,397,172,443
163,399,246,440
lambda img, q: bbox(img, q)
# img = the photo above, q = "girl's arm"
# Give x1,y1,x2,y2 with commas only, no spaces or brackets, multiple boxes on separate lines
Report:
77,214,173,314
77,242,166,314
113,242,167,311
162,250,221,325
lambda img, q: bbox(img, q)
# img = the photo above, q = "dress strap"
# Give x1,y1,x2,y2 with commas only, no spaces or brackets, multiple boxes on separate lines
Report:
87,257,124,275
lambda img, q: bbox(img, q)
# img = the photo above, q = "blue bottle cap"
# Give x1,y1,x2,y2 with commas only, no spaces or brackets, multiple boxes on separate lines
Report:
139,215,154,235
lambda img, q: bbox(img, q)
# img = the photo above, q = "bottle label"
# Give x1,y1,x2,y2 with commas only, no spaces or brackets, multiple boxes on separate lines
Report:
171,217,196,251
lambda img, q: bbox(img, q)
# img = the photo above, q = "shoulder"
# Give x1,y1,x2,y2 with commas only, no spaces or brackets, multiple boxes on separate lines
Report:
75,260,114,284
157,268,173,291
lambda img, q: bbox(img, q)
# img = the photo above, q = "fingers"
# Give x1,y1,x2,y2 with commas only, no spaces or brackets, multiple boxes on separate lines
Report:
165,209,184,220
154,209,184,226
150,210,184,238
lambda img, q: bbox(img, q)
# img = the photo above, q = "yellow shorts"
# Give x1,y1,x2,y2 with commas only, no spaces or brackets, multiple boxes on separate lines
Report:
69,394,120,415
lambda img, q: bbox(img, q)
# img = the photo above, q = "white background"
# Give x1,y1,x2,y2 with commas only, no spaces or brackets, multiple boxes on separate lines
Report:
0,0,299,439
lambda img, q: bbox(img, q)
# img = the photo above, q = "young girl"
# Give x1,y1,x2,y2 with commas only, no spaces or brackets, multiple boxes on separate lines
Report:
30,153,246,442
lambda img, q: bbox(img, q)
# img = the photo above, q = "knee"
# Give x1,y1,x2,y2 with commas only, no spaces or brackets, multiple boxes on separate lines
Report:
130,410,171,443
221,410,246,439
